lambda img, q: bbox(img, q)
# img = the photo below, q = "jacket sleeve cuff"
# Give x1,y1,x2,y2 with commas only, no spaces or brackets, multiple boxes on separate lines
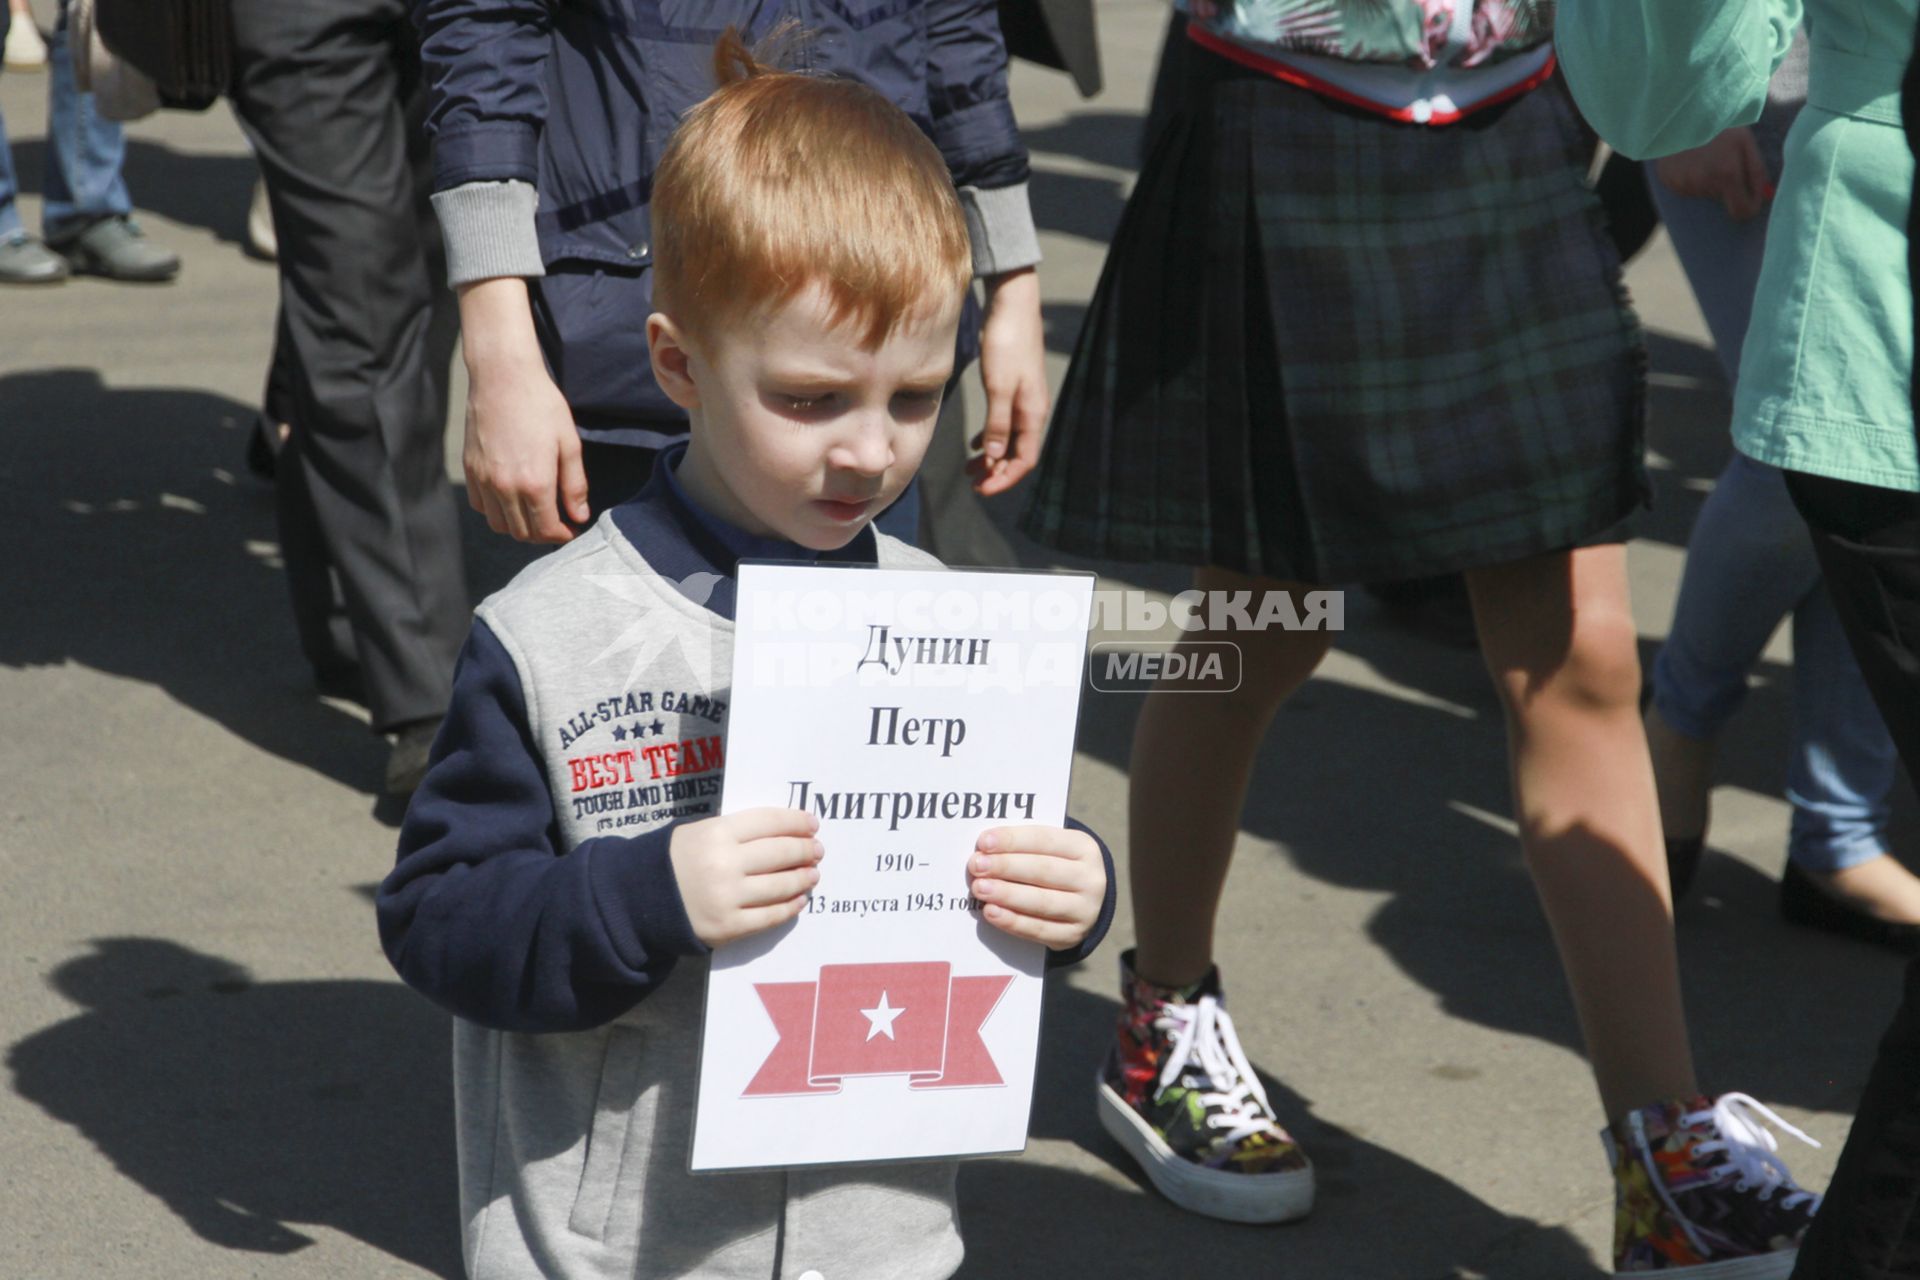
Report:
432,181,546,287
431,120,542,191
960,181,1042,277
587,824,709,972
1047,815,1117,970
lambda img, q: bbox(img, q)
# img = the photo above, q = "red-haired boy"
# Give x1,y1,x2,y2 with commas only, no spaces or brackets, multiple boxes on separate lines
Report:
377,38,1113,1280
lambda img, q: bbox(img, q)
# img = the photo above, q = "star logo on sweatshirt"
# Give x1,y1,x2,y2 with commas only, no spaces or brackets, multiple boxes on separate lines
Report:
584,570,727,691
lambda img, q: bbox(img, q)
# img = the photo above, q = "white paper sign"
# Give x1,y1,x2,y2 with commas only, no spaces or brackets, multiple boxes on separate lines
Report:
690,563,1095,1171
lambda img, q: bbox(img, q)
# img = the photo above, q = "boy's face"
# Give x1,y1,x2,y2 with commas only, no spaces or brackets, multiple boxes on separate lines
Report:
652,283,961,551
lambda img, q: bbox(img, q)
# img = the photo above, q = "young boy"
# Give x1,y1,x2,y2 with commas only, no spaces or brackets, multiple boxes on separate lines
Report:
376,35,1115,1280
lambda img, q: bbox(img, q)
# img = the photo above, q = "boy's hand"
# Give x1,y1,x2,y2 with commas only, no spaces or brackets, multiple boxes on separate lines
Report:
669,808,823,947
968,825,1105,950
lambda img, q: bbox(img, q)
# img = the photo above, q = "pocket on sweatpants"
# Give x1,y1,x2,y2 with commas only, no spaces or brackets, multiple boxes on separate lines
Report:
569,1024,648,1241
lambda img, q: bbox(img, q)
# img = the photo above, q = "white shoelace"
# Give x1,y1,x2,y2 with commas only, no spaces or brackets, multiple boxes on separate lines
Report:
1154,995,1278,1147
1637,1093,1822,1257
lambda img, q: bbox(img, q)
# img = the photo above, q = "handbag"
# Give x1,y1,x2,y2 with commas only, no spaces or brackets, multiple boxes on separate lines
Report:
71,0,232,120
70,0,157,121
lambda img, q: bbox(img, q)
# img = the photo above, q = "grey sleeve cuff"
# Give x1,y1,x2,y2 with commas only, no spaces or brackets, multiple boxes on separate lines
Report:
959,181,1042,278
431,181,546,287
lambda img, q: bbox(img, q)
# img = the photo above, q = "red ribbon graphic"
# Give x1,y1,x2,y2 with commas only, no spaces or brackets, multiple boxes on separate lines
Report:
743,961,1012,1097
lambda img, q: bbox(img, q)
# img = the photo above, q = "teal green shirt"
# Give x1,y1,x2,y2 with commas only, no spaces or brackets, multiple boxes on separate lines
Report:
1557,0,1920,492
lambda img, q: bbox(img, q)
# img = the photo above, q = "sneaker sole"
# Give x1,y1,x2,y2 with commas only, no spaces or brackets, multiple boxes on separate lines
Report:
1096,1080,1315,1224
67,258,180,283
54,244,180,283
1621,1250,1798,1279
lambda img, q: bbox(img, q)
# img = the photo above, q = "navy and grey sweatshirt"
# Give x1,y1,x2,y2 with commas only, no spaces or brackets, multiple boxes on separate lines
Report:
376,446,1114,1280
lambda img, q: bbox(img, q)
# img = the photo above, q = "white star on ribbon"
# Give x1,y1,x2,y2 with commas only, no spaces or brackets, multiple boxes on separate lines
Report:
861,991,905,1042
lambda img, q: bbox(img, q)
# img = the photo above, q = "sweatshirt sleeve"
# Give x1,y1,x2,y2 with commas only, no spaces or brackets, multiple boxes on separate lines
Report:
1555,0,1804,159
1045,815,1117,970
377,620,707,1033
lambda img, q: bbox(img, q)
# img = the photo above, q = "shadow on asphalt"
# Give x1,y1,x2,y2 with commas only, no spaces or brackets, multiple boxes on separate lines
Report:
5,938,1600,1280
7,938,463,1277
958,979,1606,1279
1064,650,1906,1120
0,367,539,821
1040,300,1088,359
1021,110,1154,176
8,137,258,248
1026,163,1131,249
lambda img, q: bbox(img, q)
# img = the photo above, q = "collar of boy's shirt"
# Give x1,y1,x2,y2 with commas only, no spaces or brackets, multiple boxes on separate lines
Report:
610,440,881,621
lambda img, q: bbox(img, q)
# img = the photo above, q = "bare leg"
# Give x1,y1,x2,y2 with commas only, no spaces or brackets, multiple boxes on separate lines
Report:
1466,545,1697,1119
1129,566,1334,988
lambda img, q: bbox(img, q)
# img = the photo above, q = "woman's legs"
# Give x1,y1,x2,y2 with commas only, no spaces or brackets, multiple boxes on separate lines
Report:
1134,548,1700,1113
1649,161,1906,910
1784,584,1920,925
1466,543,1697,1117
1476,552,1811,1274
1651,456,1820,742
1652,453,1917,917
1102,565,1327,1223
1129,565,1334,988
1648,454,1821,859
1645,165,1767,386
1639,169,1765,861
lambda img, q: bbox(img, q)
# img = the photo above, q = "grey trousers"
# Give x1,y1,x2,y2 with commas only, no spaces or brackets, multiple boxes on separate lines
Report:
230,0,466,732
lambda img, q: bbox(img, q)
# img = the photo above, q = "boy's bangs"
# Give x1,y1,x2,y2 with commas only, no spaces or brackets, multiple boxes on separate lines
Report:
723,173,970,348
653,60,972,345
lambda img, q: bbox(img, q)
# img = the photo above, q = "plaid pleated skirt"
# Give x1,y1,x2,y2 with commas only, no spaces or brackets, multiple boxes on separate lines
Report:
1020,40,1649,585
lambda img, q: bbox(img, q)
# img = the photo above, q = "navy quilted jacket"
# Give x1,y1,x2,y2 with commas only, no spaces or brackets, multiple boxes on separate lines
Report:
414,0,1029,272
414,0,1025,433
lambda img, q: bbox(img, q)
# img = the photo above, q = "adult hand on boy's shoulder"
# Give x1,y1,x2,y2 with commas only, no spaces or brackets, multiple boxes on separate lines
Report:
669,807,825,947
967,823,1106,951
972,266,1049,497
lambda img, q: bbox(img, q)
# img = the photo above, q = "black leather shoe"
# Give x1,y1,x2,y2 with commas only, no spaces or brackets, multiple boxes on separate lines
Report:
385,718,442,798
313,661,364,704
1779,860,1920,955
247,418,280,480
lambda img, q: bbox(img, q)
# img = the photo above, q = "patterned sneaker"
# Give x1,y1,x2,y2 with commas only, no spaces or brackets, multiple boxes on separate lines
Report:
1094,949,1314,1223
1608,1093,1821,1277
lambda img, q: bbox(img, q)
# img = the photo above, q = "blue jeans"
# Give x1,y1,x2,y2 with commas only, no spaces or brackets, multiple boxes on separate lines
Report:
1647,169,1898,872
0,1,133,243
